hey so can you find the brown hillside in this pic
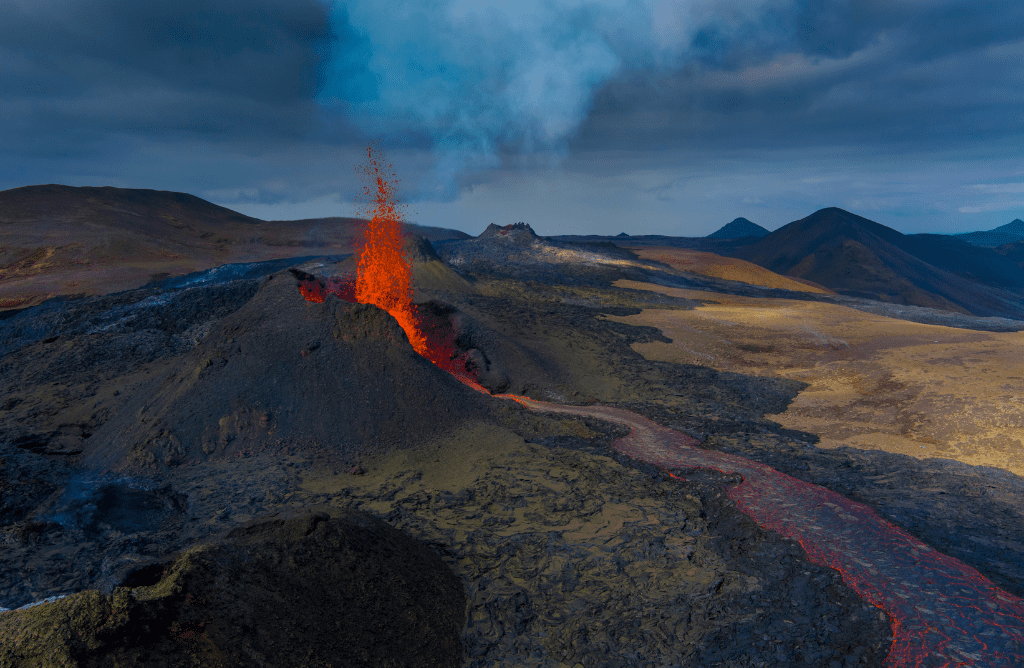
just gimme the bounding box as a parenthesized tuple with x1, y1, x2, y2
(625, 246, 835, 294)
(0, 185, 469, 311)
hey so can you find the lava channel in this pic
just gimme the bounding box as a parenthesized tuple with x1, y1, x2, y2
(293, 264, 1024, 665)
(500, 397, 1024, 668)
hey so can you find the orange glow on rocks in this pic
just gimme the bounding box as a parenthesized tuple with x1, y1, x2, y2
(293, 145, 489, 387)
(353, 144, 427, 355)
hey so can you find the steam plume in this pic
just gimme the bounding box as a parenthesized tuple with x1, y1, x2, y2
(315, 0, 785, 198)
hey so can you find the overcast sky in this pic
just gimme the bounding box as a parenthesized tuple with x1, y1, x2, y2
(2, 0, 1023, 236)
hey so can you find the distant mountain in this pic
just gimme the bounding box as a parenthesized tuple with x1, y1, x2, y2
(954, 219, 1024, 248)
(706, 217, 770, 240)
(994, 241, 1024, 271)
(0, 184, 469, 310)
(730, 207, 1024, 320)
(477, 222, 539, 241)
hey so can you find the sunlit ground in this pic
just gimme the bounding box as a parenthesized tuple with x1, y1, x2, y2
(607, 279, 1024, 477)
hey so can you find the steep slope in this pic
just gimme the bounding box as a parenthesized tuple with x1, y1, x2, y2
(732, 208, 1024, 319)
(79, 270, 493, 475)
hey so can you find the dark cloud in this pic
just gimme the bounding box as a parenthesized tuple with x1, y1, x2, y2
(0, 0, 343, 158)
(569, 1, 1024, 159)
(1, 0, 330, 100)
(0, 0, 1021, 232)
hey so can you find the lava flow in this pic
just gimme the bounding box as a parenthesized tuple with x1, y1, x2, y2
(295, 144, 484, 391)
(294, 145, 1024, 667)
(500, 397, 1024, 668)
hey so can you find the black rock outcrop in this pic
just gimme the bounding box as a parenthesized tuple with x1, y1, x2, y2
(0, 511, 467, 668)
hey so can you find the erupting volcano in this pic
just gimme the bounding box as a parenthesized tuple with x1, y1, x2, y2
(291, 146, 1024, 666)
(352, 145, 427, 354)
(296, 144, 482, 389)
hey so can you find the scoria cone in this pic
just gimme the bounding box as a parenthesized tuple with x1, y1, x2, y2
(79, 270, 493, 474)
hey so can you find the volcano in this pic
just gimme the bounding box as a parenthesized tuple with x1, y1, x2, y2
(4, 172, 1024, 667)
(79, 270, 493, 475)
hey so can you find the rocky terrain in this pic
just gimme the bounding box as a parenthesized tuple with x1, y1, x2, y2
(0, 184, 469, 311)
(1, 220, 1022, 667)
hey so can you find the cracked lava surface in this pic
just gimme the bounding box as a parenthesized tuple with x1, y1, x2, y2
(505, 395, 1024, 668)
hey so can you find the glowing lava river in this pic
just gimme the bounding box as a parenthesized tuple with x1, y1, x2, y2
(493, 396, 1024, 668)
(312, 144, 1024, 666)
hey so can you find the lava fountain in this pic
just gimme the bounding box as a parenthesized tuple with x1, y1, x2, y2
(294, 144, 482, 390)
(296, 144, 428, 353)
(353, 144, 427, 354)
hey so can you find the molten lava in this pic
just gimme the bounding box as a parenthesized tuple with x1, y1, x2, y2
(353, 144, 428, 355)
(293, 145, 487, 390)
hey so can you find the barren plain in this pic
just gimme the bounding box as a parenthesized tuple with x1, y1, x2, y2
(2, 192, 1024, 667)
(608, 279, 1024, 477)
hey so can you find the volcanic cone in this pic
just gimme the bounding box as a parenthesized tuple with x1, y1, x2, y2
(80, 269, 493, 474)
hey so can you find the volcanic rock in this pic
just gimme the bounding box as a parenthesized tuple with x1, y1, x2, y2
(477, 221, 539, 241)
(405, 234, 477, 298)
(414, 299, 559, 395)
(79, 269, 493, 474)
(0, 511, 466, 668)
(435, 225, 655, 285)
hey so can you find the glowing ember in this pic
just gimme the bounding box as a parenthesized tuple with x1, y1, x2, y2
(353, 144, 428, 354)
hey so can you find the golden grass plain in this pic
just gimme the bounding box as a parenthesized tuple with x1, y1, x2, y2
(607, 279, 1024, 478)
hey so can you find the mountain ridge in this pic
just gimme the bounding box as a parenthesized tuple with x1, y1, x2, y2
(954, 218, 1024, 248)
(731, 208, 1024, 319)
(0, 184, 469, 311)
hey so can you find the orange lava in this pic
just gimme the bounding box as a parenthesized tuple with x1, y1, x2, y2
(295, 145, 483, 386)
(354, 144, 427, 355)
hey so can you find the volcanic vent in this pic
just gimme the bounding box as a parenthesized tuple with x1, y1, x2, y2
(80, 270, 494, 474)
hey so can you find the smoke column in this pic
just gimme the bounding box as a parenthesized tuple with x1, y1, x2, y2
(315, 0, 790, 198)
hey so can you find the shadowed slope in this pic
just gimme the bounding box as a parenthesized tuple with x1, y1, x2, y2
(79, 269, 492, 474)
(0, 511, 466, 668)
(733, 207, 1024, 319)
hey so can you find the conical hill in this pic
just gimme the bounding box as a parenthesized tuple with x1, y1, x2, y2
(81, 270, 493, 474)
